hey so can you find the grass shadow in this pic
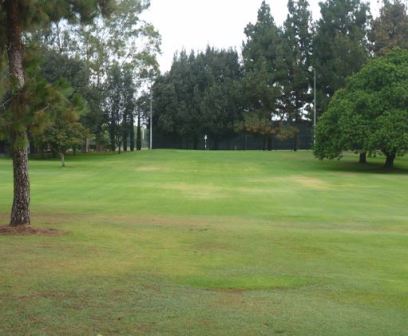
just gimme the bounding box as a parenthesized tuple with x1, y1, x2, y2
(314, 159, 408, 175)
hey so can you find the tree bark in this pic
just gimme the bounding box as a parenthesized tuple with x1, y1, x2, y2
(359, 152, 367, 164)
(384, 153, 396, 169)
(6, 0, 31, 226)
(130, 118, 135, 151)
(122, 131, 128, 152)
(10, 132, 30, 226)
(136, 113, 142, 151)
(60, 153, 65, 167)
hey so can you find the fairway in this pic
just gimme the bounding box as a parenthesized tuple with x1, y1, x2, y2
(0, 150, 407, 335)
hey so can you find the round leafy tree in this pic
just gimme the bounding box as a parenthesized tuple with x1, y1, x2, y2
(314, 49, 408, 169)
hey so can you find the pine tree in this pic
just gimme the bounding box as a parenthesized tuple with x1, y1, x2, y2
(313, 0, 371, 113)
(105, 64, 123, 152)
(0, 0, 114, 226)
(241, 1, 285, 150)
(282, 0, 313, 151)
(122, 66, 136, 152)
(153, 48, 242, 149)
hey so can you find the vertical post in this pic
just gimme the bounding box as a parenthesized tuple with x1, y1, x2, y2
(313, 68, 317, 145)
(149, 91, 153, 150)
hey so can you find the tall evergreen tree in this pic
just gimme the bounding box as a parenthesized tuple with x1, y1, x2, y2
(0, 0, 114, 226)
(153, 48, 242, 149)
(241, 1, 285, 150)
(282, 0, 313, 150)
(104, 64, 136, 153)
(105, 64, 123, 152)
(122, 66, 136, 152)
(313, 0, 371, 113)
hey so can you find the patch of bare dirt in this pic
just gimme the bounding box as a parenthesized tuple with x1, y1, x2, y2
(292, 176, 330, 190)
(0, 225, 63, 236)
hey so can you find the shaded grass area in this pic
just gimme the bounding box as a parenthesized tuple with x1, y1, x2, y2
(0, 150, 407, 335)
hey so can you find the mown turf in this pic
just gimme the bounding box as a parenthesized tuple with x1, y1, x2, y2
(0, 150, 407, 336)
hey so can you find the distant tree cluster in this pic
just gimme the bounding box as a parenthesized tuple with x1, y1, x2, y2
(153, 48, 242, 149)
(153, 0, 408, 154)
(1, 0, 161, 160)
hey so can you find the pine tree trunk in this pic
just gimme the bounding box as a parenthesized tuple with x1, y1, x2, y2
(10, 132, 30, 226)
(6, 0, 31, 226)
(359, 152, 367, 164)
(384, 153, 396, 169)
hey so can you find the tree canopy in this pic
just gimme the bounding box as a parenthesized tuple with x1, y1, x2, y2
(370, 0, 408, 55)
(314, 49, 408, 168)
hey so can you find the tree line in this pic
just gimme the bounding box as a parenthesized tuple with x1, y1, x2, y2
(1, 0, 160, 160)
(153, 0, 408, 152)
(0, 0, 407, 227)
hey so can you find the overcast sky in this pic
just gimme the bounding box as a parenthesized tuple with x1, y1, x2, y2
(144, 0, 381, 72)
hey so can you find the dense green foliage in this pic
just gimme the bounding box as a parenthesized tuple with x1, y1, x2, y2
(315, 49, 408, 168)
(313, 0, 371, 112)
(0, 150, 407, 335)
(0, 0, 160, 225)
(370, 0, 408, 55)
(1, 0, 160, 154)
(281, 0, 313, 150)
(153, 0, 408, 151)
(154, 48, 242, 149)
(3, 0, 407, 155)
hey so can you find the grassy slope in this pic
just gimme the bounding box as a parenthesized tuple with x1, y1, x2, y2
(0, 150, 407, 336)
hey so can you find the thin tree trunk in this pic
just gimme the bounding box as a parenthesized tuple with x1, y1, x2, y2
(60, 153, 65, 167)
(6, 0, 31, 226)
(84, 138, 90, 153)
(123, 130, 128, 152)
(130, 117, 135, 151)
(359, 152, 367, 164)
(384, 153, 396, 169)
(136, 112, 142, 151)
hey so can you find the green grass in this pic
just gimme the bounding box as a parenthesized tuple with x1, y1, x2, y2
(0, 150, 407, 335)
